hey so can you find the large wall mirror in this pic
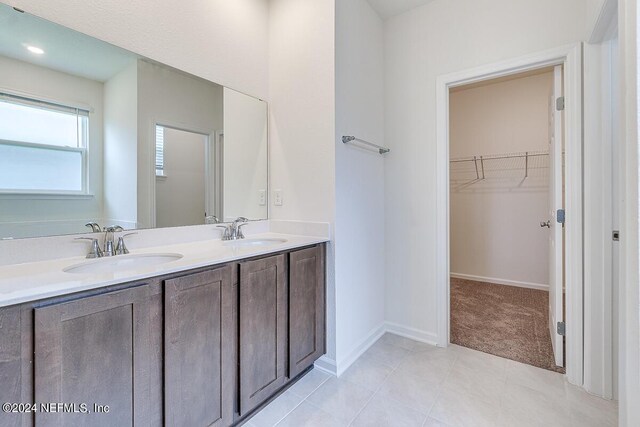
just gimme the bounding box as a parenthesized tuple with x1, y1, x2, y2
(0, 3, 268, 240)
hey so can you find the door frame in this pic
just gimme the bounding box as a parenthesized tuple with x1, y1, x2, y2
(435, 43, 583, 386)
(149, 121, 216, 228)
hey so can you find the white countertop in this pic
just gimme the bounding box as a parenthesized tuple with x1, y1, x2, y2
(0, 232, 328, 308)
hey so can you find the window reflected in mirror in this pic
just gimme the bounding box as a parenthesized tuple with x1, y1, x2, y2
(0, 3, 268, 239)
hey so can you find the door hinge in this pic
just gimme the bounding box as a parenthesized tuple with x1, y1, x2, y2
(613, 230, 620, 241)
(556, 96, 565, 111)
(557, 321, 566, 336)
(556, 209, 565, 224)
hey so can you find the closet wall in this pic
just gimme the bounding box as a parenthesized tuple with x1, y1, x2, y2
(449, 70, 553, 289)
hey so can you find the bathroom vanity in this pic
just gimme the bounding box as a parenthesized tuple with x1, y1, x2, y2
(0, 5, 328, 426)
(0, 237, 326, 427)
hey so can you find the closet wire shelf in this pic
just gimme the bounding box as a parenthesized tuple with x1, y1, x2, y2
(450, 151, 549, 181)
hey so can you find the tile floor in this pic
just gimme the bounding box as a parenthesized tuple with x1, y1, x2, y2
(244, 333, 618, 427)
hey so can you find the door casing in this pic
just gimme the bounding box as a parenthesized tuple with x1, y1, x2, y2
(435, 43, 584, 386)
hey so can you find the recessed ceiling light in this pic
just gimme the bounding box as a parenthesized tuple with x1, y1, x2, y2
(26, 45, 44, 55)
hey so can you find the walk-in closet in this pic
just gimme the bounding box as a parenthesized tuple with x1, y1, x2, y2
(449, 67, 565, 373)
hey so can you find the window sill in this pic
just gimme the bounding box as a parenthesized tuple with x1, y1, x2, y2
(0, 192, 95, 200)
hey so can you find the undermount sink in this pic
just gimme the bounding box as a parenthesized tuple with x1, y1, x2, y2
(64, 253, 184, 274)
(223, 238, 288, 248)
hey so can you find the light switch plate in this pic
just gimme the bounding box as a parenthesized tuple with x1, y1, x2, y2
(274, 189, 283, 206)
(258, 190, 266, 206)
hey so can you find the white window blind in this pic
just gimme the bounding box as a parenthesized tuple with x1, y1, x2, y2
(0, 92, 89, 148)
(0, 92, 90, 194)
(155, 125, 164, 175)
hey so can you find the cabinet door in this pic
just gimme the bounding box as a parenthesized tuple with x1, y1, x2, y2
(34, 285, 152, 427)
(289, 245, 326, 377)
(164, 266, 234, 427)
(239, 254, 287, 415)
(0, 305, 31, 427)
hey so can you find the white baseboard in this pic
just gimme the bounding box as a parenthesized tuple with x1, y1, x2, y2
(334, 322, 386, 377)
(316, 322, 440, 378)
(450, 272, 549, 291)
(314, 356, 337, 376)
(384, 321, 439, 346)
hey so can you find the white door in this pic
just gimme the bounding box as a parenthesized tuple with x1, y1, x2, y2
(548, 65, 564, 367)
(155, 127, 207, 228)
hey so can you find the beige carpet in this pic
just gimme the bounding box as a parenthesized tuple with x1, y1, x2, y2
(450, 277, 565, 373)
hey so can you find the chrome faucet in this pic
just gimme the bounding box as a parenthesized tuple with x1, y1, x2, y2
(103, 225, 124, 256)
(85, 222, 101, 233)
(205, 215, 220, 224)
(75, 237, 103, 258)
(115, 232, 137, 255)
(76, 224, 131, 258)
(217, 217, 249, 241)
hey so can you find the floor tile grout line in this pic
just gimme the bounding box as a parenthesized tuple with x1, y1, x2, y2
(454, 349, 514, 425)
(261, 336, 614, 427)
(283, 338, 482, 426)
(270, 372, 331, 427)
(376, 338, 518, 424)
(422, 349, 459, 424)
(299, 372, 370, 424)
(352, 342, 435, 424)
(493, 363, 514, 424)
(301, 398, 351, 425)
(340, 337, 425, 426)
(268, 397, 302, 427)
(388, 339, 457, 417)
(344, 358, 402, 426)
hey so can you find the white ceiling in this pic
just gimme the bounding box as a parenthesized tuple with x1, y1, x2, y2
(366, 0, 436, 20)
(0, 4, 138, 82)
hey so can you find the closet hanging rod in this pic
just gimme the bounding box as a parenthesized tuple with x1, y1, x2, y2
(342, 135, 390, 154)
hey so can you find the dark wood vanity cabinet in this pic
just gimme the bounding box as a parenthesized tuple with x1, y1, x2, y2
(236, 245, 326, 417)
(289, 245, 326, 378)
(33, 284, 156, 427)
(238, 254, 288, 415)
(0, 243, 326, 427)
(164, 265, 235, 427)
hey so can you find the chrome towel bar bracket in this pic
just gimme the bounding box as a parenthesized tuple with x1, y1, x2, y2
(342, 135, 390, 154)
